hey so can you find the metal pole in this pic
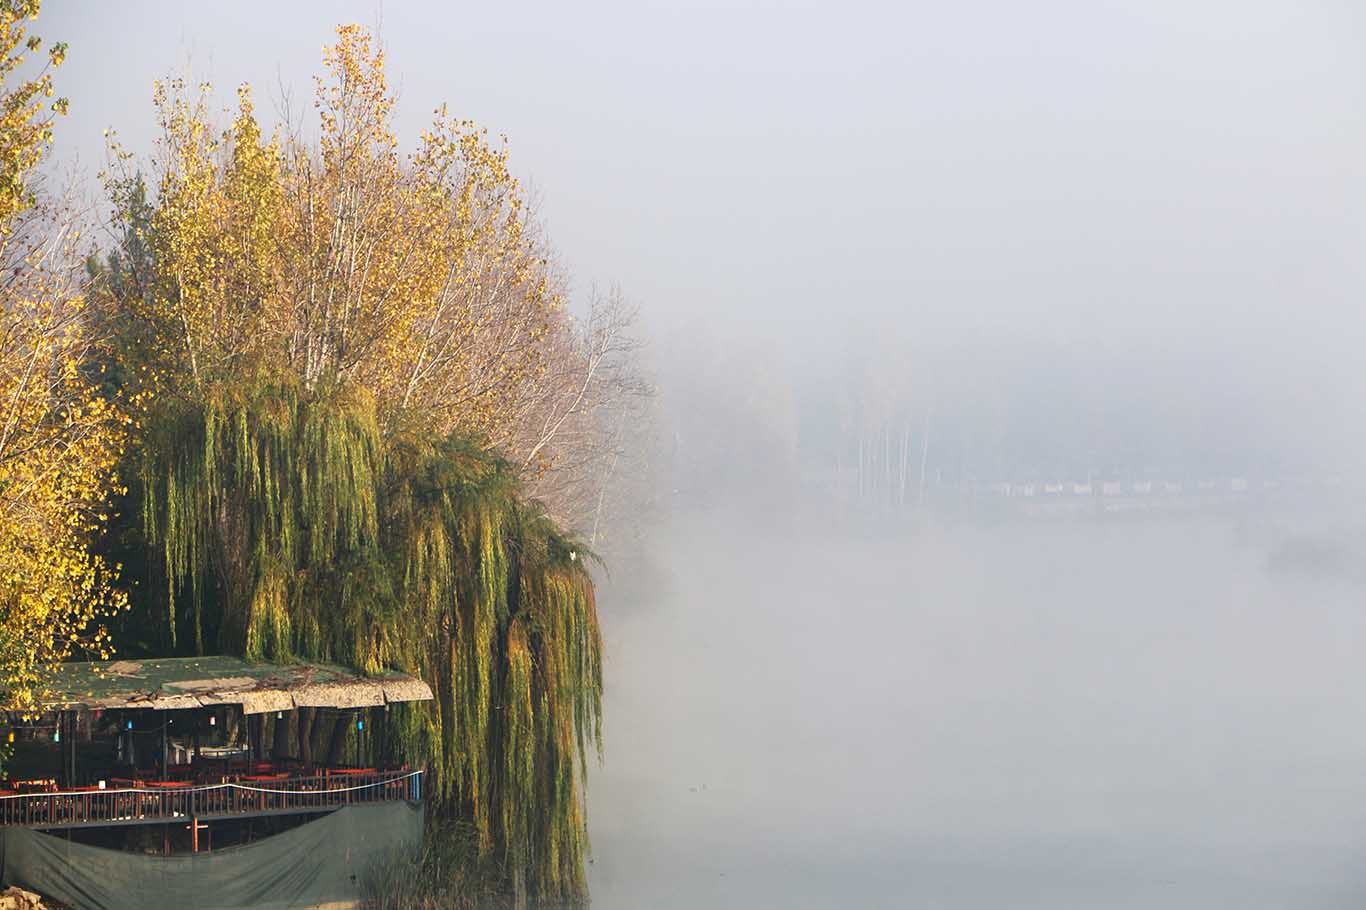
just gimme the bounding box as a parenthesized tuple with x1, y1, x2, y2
(56, 711, 63, 787)
(69, 711, 76, 785)
(161, 715, 168, 782)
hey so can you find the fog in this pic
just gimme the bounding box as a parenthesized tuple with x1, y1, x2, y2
(43, 2, 1366, 463)
(589, 506, 1366, 908)
(39, 1, 1366, 906)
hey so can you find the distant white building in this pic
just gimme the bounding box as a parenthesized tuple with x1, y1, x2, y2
(1072, 482, 1092, 496)
(1101, 481, 1122, 497)
(1132, 481, 1152, 495)
(1230, 477, 1248, 493)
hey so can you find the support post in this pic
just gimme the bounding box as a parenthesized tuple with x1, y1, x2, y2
(189, 816, 208, 852)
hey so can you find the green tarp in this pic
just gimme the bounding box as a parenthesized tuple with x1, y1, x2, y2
(0, 802, 422, 910)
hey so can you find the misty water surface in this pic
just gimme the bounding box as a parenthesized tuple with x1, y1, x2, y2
(588, 505, 1366, 909)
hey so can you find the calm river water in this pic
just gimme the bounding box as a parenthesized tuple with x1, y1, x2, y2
(587, 506, 1366, 908)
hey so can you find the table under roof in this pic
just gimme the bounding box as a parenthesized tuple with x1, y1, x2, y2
(44, 656, 434, 714)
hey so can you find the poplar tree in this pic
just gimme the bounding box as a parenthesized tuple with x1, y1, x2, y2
(97, 25, 603, 899)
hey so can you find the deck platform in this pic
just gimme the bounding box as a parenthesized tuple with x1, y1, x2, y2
(0, 769, 421, 830)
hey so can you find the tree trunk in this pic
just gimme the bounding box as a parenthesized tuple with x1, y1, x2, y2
(324, 714, 352, 767)
(297, 708, 317, 767)
(918, 405, 934, 507)
(899, 420, 912, 508)
(856, 432, 865, 501)
(272, 712, 291, 760)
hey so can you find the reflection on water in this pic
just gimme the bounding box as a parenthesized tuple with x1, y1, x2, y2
(588, 508, 1366, 908)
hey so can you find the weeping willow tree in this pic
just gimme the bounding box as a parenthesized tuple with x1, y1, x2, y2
(132, 381, 602, 898)
(91, 25, 619, 899)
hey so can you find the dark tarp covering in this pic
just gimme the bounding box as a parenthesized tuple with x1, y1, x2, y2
(0, 802, 422, 910)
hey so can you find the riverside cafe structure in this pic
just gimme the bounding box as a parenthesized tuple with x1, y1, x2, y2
(0, 657, 434, 910)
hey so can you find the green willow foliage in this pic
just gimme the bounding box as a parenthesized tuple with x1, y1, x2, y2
(136, 382, 602, 899)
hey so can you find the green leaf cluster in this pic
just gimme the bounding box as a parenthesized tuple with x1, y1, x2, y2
(123, 381, 601, 900)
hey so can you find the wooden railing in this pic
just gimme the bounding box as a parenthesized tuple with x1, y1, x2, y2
(0, 770, 422, 829)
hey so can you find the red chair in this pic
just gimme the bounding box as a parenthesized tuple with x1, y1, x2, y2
(16, 779, 56, 794)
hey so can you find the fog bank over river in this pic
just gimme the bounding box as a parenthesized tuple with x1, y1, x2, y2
(589, 507, 1366, 909)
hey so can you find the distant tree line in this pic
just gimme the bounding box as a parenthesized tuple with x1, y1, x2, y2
(659, 325, 1308, 519)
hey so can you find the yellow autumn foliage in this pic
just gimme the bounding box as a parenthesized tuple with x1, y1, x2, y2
(102, 23, 646, 536)
(0, 0, 128, 713)
(0, 0, 66, 230)
(107, 26, 559, 447)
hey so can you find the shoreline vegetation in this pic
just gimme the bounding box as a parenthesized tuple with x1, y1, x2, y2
(0, 4, 643, 903)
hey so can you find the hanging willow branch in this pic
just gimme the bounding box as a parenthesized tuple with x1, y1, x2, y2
(135, 383, 602, 900)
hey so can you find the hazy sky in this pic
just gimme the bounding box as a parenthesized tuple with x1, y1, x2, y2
(42, 1, 1366, 462)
